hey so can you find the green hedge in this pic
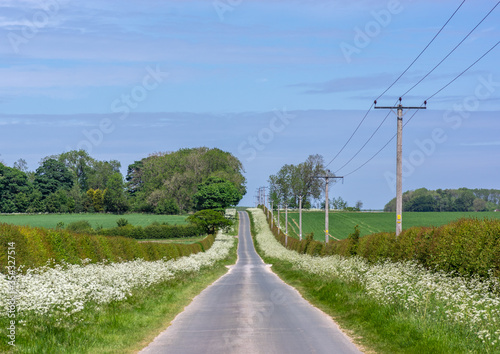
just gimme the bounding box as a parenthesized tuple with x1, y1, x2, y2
(0, 223, 215, 274)
(262, 207, 500, 278)
(98, 223, 204, 239)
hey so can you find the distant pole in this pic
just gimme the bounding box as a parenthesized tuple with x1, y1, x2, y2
(270, 201, 274, 228)
(278, 205, 281, 231)
(314, 171, 343, 244)
(285, 204, 288, 247)
(375, 98, 426, 237)
(298, 195, 303, 241)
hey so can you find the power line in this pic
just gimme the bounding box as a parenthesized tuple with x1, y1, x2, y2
(334, 110, 391, 174)
(326, 1, 467, 171)
(375, 0, 467, 102)
(343, 37, 499, 178)
(426, 40, 500, 102)
(343, 108, 423, 177)
(401, 1, 499, 98)
(325, 103, 373, 168)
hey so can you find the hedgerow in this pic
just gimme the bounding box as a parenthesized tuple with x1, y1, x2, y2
(0, 223, 214, 273)
(262, 206, 500, 278)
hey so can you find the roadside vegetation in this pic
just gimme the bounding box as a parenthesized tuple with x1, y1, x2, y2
(277, 209, 500, 241)
(0, 213, 239, 353)
(249, 208, 500, 353)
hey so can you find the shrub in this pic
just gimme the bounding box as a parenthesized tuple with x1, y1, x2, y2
(66, 220, 93, 233)
(116, 218, 129, 227)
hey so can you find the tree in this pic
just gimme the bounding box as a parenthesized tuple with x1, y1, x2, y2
(103, 173, 129, 213)
(126, 147, 246, 212)
(193, 177, 242, 210)
(187, 209, 232, 235)
(268, 154, 326, 208)
(13, 158, 29, 173)
(0, 163, 32, 213)
(34, 159, 73, 196)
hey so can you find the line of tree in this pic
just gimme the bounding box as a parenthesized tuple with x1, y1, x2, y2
(268, 154, 332, 208)
(384, 187, 500, 212)
(0, 147, 246, 214)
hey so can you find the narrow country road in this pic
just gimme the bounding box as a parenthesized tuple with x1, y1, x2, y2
(140, 211, 362, 354)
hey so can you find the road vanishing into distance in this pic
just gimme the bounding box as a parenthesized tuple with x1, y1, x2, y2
(140, 211, 362, 354)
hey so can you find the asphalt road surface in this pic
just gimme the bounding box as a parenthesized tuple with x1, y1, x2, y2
(140, 211, 362, 354)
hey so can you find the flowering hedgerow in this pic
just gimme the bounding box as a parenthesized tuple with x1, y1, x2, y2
(249, 208, 500, 348)
(0, 231, 234, 318)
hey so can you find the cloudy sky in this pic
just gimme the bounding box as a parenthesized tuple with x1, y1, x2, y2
(0, 0, 499, 209)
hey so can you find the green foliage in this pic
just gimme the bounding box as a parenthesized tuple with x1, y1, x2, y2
(268, 154, 325, 208)
(193, 176, 242, 210)
(0, 223, 215, 273)
(126, 147, 246, 212)
(34, 159, 74, 196)
(100, 223, 203, 240)
(265, 205, 500, 278)
(0, 163, 31, 212)
(116, 218, 129, 227)
(66, 220, 93, 233)
(187, 209, 232, 235)
(103, 172, 129, 213)
(385, 187, 500, 212)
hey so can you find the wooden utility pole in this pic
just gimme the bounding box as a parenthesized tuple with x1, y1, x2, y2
(314, 171, 343, 244)
(285, 204, 288, 247)
(298, 195, 303, 241)
(270, 201, 274, 228)
(374, 98, 426, 236)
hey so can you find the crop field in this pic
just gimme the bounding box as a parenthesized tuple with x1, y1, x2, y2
(276, 210, 500, 241)
(0, 213, 187, 229)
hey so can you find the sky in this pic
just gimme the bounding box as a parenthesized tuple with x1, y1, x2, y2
(0, 0, 499, 209)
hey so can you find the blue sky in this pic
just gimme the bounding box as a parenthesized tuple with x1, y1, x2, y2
(0, 0, 499, 209)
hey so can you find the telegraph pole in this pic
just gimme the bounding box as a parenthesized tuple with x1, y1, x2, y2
(277, 204, 281, 231)
(314, 170, 343, 244)
(285, 204, 288, 247)
(374, 98, 426, 237)
(270, 201, 274, 228)
(298, 195, 303, 241)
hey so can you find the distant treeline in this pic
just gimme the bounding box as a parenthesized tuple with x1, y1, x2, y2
(0, 147, 246, 214)
(384, 187, 500, 212)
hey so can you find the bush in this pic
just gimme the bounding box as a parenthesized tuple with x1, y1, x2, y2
(116, 218, 129, 227)
(66, 220, 93, 233)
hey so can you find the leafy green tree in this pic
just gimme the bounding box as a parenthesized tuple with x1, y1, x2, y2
(193, 177, 242, 210)
(34, 159, 73, 196)
(57, 150, 95, 191)
(269, 154, 326, 208)
(0, 163, 31, 213)
(103, 173, 129, 213)
(187, 209, 232, 235)
(127, 147, 246, 212)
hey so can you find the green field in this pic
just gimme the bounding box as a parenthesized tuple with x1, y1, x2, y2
(0, 213, 188, 229)
(276, 211, 500, 241)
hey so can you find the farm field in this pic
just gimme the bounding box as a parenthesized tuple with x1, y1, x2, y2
(277, 210, 500, 241)
(0, 213, 188, 229)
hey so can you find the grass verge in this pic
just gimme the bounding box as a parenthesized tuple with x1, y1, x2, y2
(1, 234, 238, 353)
